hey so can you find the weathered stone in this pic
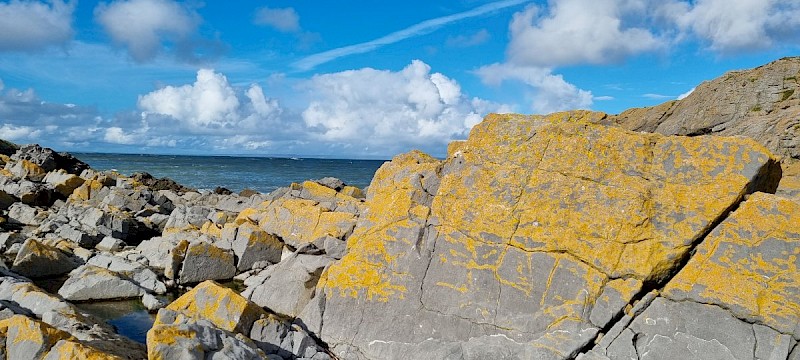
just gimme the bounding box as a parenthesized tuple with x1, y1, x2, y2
(663, 193, 800, 339)
(320, 235, 346, 260)
(7, 202, 42, 225)
(42, 339, 125, 360)
(95, 236, 126, 252)
(0, 189, 15, 210)
(0, 314, 73, 360)
(231, 221, 283, 271)
(58, 265, 145, 301)
(87, 254, 166, 294)
(10, 144, 88, 174)
(11, 239, 77, 278)
(43, 170, 85, 197)
(5, 159, 47, 181)
(604, 297, 756, 360)
(589, 278, 643, 329)
(317, 114, 779, 359)
(157, 280, 267, 334)
(178, 241, 236, 284)
(147, 322, 265, 360)
(142, 293, 168, 311)
(243, 253, 332, 317)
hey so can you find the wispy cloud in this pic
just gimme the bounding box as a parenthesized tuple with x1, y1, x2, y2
(292, 0, 529, 71)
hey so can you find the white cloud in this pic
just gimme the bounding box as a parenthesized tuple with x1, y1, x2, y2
(507, 1, 663, 67)
(138, 69, 281, 133)
(658, 0, 800, 53)
(594, 96, 614, 101)
(104, 126, 138, 145)
(292, 0, 528, 71)
(476, 63, 593, 114)
(253, 7, 300, 32)
(0, 124, 42, 141)
(643, 93, 673, 99)
(677, 87, 695, 100)
(301, 60, 506, 151)
(0, 0, 74, 52)
(445, 29, 491, 47)
(94, 0, 222, 63)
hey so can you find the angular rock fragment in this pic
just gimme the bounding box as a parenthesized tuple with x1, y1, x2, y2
(58, 265, 145, 301)
(243, 253, 332, 317)
(11, 239, 78, 278)
(177, 241, 236, 284)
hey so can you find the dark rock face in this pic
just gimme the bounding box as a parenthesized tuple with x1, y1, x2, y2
(10, 144, 89, 175)
(129, 172, 195, 193)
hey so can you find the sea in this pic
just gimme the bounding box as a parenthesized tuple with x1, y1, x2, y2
(74, 153, 388, 193)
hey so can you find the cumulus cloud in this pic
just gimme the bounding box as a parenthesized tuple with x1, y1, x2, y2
(138, 69, 281, 134)
(301, 60, 507, 153)
(661, 0, 800, 53)
(476, 63, 593, 114)
(253, 7, 300, 32)
(507, 0, 663, 67)
(94, 0, 222, 63)
(446, 29, 491, 47)
(0, 0, 74, 52)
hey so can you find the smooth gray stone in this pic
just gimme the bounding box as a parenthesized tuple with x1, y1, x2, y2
(243, 253, 332, 317)
(178, 241, 236, 284)
(11, 239, 78, 278)
(58, 265, 145, 301)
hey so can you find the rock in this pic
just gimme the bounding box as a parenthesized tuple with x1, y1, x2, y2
(0, 314, 74, 360)
(178, 241, 236, 284)
(231, 222, 283, 271)
(95, 236, 126, 252)
(315, 177, 345, 191)
(243, 253, 332, 318)
(316, 113, 780, 359)
(147, 322, 266, 360)
(318, 235, 347, 260)
(11, 239, 78, 278)
(5, 159, 47, 182)
(0, 139, 18, 156)
(250, 315, 331, 359)
(0, 232, 25, 253)
(10, 144, 89, 174)
(42, 170, 85, 197)
(0, 189, 15, 210)
(130, 172, 195, 193)
(609, 56, 800, 160)
(2, 180, 53, 206)
(57, 265, 145, 301)
(7, 203, 41, 226)
(157, 280, 267, 334)
(86, 254, 166, 294)
(43, 339, 125, 360)
(142, 293, 167, 311)
(663, 192, 800, 339)
(239, 188, 259, 197)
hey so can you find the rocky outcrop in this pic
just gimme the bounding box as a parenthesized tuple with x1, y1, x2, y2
(609, 56, 800, 161)
(315, 112, 782, 359)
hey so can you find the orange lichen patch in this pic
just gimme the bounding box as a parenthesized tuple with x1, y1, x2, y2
(664, 193, 800, 336)
(146, 325, 202, 360)
(233, 207, 261, 225)
(258, 198, 323, 244)
(160, 280, 266, 334)
(321, 150, 440, 302)
(302, 180, 338, 199)
(69, 179, 105, 202)
(434, 116, 776, 282)
(340, 186, 365, 199)
(312, 211, 357, 240)
(47, 339, 124, 360)
(199, 221, 222, 239)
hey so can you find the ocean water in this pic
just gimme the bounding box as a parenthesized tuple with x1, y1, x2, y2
(75, 153, 387, 194)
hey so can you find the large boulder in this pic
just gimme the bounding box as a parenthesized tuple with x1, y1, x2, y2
(10, 144, 89, 175)
(229, 221, 283, 271)
(243, 253, 332, 317)
(0, 314, 74, 360)
(57, 265, 146, 301)
(177, 241, 236, 284)
(11, 239, 78, 278)
(315, 113, 781, 359)
(584, 193, 798, 360)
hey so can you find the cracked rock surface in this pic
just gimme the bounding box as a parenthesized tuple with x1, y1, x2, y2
(315, 112, 784, 359)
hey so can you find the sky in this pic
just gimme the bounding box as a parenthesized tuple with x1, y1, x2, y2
(0, 0, 799, 159)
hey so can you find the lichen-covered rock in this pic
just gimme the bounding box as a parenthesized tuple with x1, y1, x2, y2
(230, 221, 283, 271)
(43, 339, 125, 360)
(11, 239, 78, 278)
(663, 192, 800, 338)
(317, 113, 780, 359)
(0, 314, 73, 360)
(43, 170, 85, 197)
(147, 322, 265, 360)
(5, 159, 47, 182)
(58, 265, 145, 301)
(177, 241, 236, 284)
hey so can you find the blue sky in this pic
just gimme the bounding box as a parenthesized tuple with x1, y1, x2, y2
(0, 0, 798, 158)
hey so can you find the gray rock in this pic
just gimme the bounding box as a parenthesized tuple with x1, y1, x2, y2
(148, 323, 266, 360)
(178, 241, 236, 284)
(58, 265, 145, 301)
(56, 224, 100, 248)
(1, 179, 53, 206)
(7, 202, 42, 225)
(250, 315, 329, 360)
(604, 297, 756, 360)
(315, 177, 345, 191)
(243, 254, 332, 317)
(231, 222, 283, 271)
(0, 188, 15, 210)
(315, 235, 346, 260)
(589, 278, 642, 329)
(754, 324, 794, 360)
(11, 239, 78, 278)
(42, 170, 84, 197)
(87, 254, 166, 294)
(164, 205, 212, 231)
(142, 293, 168, 311)
(0, 232, 25, 252)
(96, 236, 126, 252)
